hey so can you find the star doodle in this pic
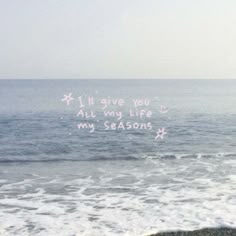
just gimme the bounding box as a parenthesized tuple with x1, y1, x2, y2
(155, 128, 167, 140)
(61, 93, 74, 106)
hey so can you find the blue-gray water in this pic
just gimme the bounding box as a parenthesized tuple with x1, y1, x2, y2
(0, 79, 236, 236)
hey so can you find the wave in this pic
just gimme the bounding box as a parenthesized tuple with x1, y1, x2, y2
(142, 152, 236, 160)
(0, 152, 235, 163)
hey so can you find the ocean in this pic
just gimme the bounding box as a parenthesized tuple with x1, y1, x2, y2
(0, 79, 236, 236)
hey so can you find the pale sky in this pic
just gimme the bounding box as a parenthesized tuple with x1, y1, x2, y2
(0, 0, 236, 79)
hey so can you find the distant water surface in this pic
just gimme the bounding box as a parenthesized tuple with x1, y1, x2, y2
(0, 79, 235, 236)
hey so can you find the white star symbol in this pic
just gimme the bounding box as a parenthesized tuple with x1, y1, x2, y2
(61, 93, 74, 106)
(155, 128, 167, 140)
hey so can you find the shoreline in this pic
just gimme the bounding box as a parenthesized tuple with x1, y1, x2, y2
(148, 227, 236, 236)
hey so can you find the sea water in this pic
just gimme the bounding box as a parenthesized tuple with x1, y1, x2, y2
(0, 79, 236, 236)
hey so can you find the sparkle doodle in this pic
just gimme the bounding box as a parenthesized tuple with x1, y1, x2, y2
(61, 93, 74, 106)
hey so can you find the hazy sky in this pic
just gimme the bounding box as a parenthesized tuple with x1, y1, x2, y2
(0, 0, 236, 79)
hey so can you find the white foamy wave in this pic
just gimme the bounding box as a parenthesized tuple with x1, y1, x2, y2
(0, 157, 236, 235)
(0, 152, 235, 163)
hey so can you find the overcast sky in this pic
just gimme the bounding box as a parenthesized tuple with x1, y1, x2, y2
(0, 0, 236, 79)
